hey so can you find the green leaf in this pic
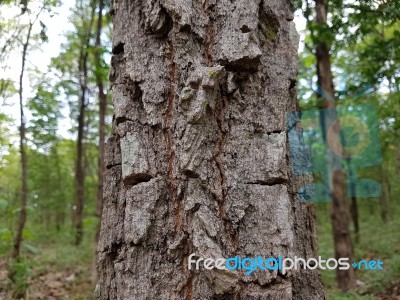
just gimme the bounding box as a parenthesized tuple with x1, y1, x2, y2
(0, 199, 8, 210)
(12, 207, 21, 214)
(83, 216, 99, 228)
(0, 228, 12, 240)
(24, 243, 39, 254)
(304, 55, 315, 68)
(12, 206, 35, 214)
(340, 127, 360, 147)
(22, 229, 33, 240)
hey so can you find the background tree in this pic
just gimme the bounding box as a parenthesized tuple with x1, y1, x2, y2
(314, 0, 355, 290)
(93, 0, 109, 243)
(12, 0, 57, 259)
(297, 0, 400, 294)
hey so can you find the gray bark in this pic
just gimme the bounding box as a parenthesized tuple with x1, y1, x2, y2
(97, 0, 326, 299)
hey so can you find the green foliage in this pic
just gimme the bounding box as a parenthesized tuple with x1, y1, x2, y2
(10, 258, 32, 297)
(0, 228, 12, 240)
(0, 199, 8, 210)
(24, 243, 39, 254)
(0, 228, 12, 255)
(27, 76, 62, 147)
(0, 0, 111, 296)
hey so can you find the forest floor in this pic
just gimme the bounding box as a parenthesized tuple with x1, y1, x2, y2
(0, 259, 93, 299)
(316, 202, 400, 300)
(0, 224, 95, 300)
(0, 202, 399, 299)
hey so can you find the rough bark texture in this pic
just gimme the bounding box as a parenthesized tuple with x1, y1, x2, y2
(315, 0, 355, 291)
(97, 0, 326, 299)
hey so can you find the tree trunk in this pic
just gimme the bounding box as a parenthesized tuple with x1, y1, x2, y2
(75, 3, 96, 246)
(349, 195, 359, 243)
(54, 145, 66, 231)
(97, 0, 326, 299)
(315, 0, 355, 291)
(13, 22, 33, 259)
(93, 0, 108, 284)
(95, 0, 107, 243)
(347, 160, 359, 243)
(380, 166, 389, 222)
(75, 55, 88, 246)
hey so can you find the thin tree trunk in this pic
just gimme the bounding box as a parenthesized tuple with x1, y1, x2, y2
(74, 60, 87, 246)
(315, 0, 355, 291)
(53, 145, 66, 230)
(350, 195, 359, 242)
(380, 166, 389, 222)
(94, 0, 107, 243)
(97, 0, 326, 299)
(75, 3, 96, 246)
(12, 22, 33, 259)
(93, 0, 107, 284)
(347, 160, 359, 243)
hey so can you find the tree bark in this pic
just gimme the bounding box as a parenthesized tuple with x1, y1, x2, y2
(97, 0, 326, 299)
(315, 0, 355, 291)
(12, 22, 33, 259)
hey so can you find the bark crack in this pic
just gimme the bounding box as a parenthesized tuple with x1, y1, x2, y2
(203, 1, 214, 67)
(106, 163, 122, 170)
(185, 272, 194, 300)
(244, 177, 288, 186)
(123, 173, 153, 187)
(214, 91, 237, 252)
(164, 39, 183, 232)
(112, 42, 125, 55)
